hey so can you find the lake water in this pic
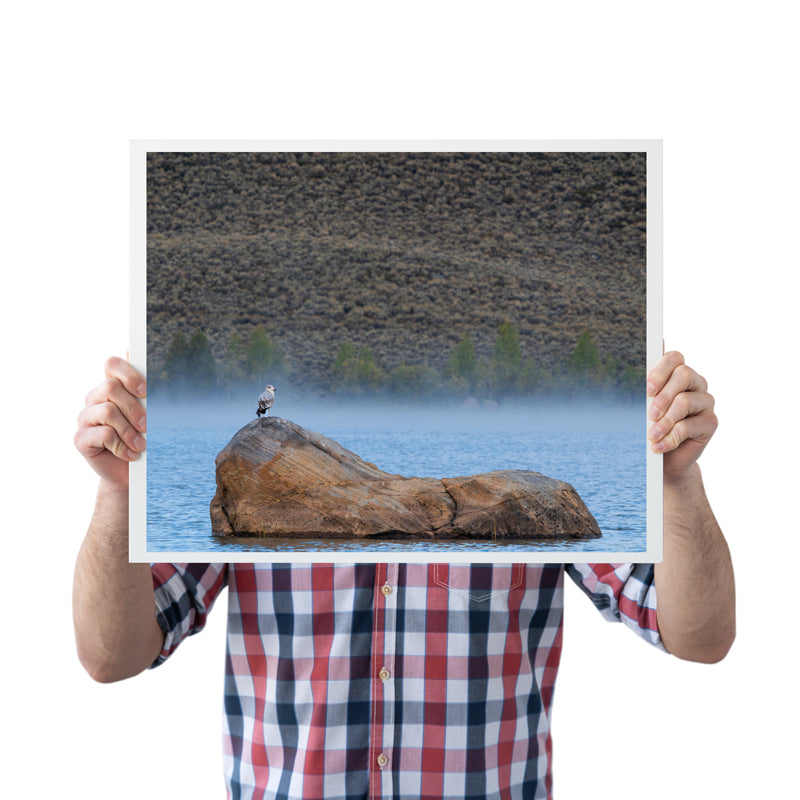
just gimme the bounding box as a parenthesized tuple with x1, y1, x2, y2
(146, 398, 647, 556)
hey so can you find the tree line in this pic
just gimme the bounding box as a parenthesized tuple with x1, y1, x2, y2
(153, 326, 288, 397)
(151, 322, 644, 402)
(331, 322, 643, 400)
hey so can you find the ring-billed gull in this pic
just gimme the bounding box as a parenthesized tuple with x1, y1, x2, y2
(256, 385, 276, 418)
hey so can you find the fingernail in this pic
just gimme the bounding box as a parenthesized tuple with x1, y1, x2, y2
(133, 436, 146, 451)
(646, 382, 657, 395)
(126, 449, 139, 460)
(647, 424, 659, 440)
(652, 440, 666, 453)
(136, 383, 147, 397)
(137, 417, 147, 432)
(648, 404, 660, 420)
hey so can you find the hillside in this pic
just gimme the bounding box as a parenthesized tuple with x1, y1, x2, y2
(146, 150, 647, 391)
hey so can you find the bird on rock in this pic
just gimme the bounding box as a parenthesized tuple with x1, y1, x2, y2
(256, 385, 276, 418)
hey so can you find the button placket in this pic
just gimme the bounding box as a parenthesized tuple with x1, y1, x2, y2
(379, 563, 398, 794)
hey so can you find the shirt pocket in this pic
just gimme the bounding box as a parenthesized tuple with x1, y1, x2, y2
(432, 563, 525, 603)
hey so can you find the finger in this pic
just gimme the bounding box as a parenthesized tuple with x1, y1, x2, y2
(104, 356, 147, 399)
(85, 376, 147, 433)
(647, 363, 708, 422)
(646, 350, 685, 397)
(650, 412, 718, 454)
(647, 389, 715, 442)
(78, 401, 147, 454)
(74, 420, 141, 462)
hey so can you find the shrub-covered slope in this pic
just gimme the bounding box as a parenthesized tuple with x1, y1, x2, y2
(146, 151, 647, 391)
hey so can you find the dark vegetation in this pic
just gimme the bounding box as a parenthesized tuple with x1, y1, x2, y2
(147, 151, 647, 402)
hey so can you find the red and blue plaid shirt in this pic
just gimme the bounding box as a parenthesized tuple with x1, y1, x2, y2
(152, 562, 663, 800)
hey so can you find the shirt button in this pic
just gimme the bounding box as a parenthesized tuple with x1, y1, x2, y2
(378, 668, 391, 682)
(381, 584, 392, 596)
(377, 754, 389, 768)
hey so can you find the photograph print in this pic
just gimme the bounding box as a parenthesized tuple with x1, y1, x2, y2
(130, 141, 662, 563)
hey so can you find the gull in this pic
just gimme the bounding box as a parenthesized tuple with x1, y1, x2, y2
(256, 385, 276, 418)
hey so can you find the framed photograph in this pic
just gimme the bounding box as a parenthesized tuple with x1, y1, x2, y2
(130, 140, 662, 563)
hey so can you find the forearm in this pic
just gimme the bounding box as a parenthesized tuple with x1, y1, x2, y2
(73, 481, 165, 682)
(655, 464, 735, 663)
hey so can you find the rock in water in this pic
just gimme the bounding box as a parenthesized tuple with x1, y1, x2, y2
(210, 418, 602, 540)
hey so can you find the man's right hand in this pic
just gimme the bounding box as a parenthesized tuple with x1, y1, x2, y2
(73, 357, 164, 683)
(74, 356, 147, 489)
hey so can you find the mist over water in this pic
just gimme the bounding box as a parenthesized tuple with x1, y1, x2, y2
(146, 396, 647, 555)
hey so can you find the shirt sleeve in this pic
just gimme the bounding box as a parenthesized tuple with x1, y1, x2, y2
(565, 563, 666, 651)
(149, 563, 228, 667)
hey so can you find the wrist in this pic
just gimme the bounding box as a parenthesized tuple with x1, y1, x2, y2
(96, 478, 130, 504)
(93, 480, 130, 536)
(663, 461, 703, 495)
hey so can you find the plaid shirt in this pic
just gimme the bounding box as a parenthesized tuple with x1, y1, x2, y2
(152, 562, 663, 800)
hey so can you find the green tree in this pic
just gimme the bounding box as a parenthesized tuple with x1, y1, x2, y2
(567, 329, 601, 374)
(491, 320, 522, 396)
(386, 364, 442, 399)
(332, 342, 357, 388)
(620, 363, 646, 398)
(331, 342, 384, 394)
(602, 355, 619, 385)
(246, 327, 286, 380)
(447, 333, 478, 391)
(185, 330, 217, 389)
(517, 357, 550, 395)
(352, 346, 384, 393)
(162, 330, 217, 392)
(164, 332, 189, 384)
(472, 357, 492, 398)
(221, 332, 247, 392)
(566, 329, 602, 394)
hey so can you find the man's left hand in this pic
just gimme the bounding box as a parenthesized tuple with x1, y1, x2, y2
(647, 350, 718, 483)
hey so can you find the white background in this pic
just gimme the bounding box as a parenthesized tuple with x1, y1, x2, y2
(2, 2, 796, 798)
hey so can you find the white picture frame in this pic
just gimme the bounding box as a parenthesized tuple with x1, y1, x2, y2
(129, 140, 662, 564)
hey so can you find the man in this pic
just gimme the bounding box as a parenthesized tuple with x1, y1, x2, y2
(73, 351, 734, 800)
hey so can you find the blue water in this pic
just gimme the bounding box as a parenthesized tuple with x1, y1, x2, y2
(146, 399, 647, 555)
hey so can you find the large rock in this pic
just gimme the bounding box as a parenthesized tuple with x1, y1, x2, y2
(210, 418, 602, 540)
